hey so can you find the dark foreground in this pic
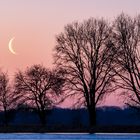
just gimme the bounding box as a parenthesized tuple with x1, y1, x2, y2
(0, 125, 140, 133)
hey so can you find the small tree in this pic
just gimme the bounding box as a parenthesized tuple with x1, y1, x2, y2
(113, 13, 140, 108)
(0, 72, 15, 125)
(54, 18, 116, 127)
(14, 64, 65, 125)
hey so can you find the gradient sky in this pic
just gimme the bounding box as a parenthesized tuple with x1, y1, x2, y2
(0, 0, 140, 107)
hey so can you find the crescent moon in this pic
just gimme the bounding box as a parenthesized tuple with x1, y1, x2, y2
(8, 37, 18, 55)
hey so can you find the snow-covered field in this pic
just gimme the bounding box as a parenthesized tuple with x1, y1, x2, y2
(0, 133, 139, 140)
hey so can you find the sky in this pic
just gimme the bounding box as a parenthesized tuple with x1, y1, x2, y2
(0, 0, 140, 107)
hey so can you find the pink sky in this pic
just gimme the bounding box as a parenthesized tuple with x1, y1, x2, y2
(0, 0, 139, 107)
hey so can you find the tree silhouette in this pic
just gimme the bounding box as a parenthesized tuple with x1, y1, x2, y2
(0, 71, 16, 125)
(54, 18, 116, 127)
(113, 13, 140, 108)
(14, 64, 65, 125)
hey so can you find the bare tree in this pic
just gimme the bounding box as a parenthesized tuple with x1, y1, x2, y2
(54, 18, 116, 127)
(113, 13, 140, 108)
(0, 71, 15, 125)
(14, 64, 65, 125)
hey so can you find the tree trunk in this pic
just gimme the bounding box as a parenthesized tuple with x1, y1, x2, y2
(88, 104, 96, 128)
(39, 111, 46, 126)
(4, 108, 8, 126)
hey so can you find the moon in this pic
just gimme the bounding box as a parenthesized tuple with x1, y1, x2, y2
(8, 37, 18, 55)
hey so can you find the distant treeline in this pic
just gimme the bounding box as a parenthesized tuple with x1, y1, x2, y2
(0, 106, 140, 127)
(0, 13, 140, 127)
